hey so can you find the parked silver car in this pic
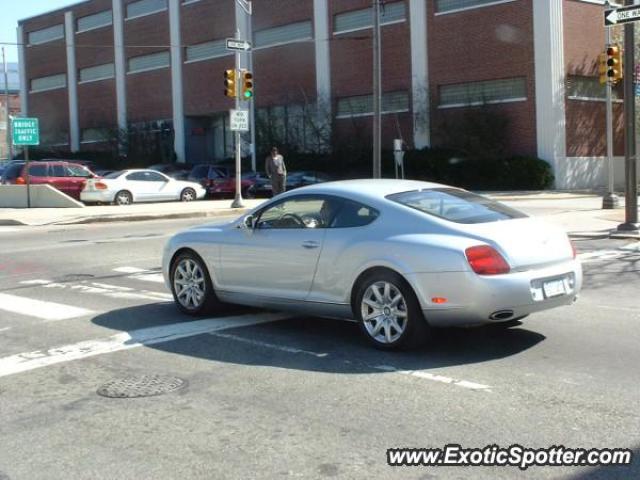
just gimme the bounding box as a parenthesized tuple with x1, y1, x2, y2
(163, 180, 582, 350)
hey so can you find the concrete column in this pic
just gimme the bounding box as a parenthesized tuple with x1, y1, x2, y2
(533, 0, 566, 188)
(410, 0, 429, 149)
(313, 0, 331, 151)
(65, 11, 80, 152)
(17, 25, 28, 116)
(112, 0, 127, 140)
(169, 0, 186, 163)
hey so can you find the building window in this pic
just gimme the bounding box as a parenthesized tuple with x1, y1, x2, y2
(79, 63, 115, 83)
(435, 0, 517, 14)
(336, 91, 410, 118)
(41, 131, 69, 146)
(127, 51, 171, 74)
(333, 2, 406, 34)
(566, 75, 620, 101)
(256, 103, 328, 153)
(81, 128, 111, 144)
(77, 10, 113, 33)
(30, 73, 67, 93)
(181, 0, 201, 4)
(126, 0, 167, 20)
(254, 21, 313, 49)
(438, 77, 527, 108)
(185, 39, 229, 63)
(27, 24, 64, 45)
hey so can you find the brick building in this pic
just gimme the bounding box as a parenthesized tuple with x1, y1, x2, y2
(0, 62, 21, 160)
(17, 0, 627, 188)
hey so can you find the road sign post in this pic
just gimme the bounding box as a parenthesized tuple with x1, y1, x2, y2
(12, 117, 40, 209)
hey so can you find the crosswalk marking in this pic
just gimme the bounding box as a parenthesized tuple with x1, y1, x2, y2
(0, 293, 94, 321)
(0, 313, 291, 378)
(18, 280, 172, 302)
(113, 266, 165, 284)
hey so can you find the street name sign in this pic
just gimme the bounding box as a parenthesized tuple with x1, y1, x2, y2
(604, 6, 640, 26)
(226, 39, 252, 52)
(230, 109, 249, 132)
(12, 118, 40, 146)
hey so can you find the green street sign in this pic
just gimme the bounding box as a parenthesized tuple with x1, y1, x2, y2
(12, 118, 40, 146)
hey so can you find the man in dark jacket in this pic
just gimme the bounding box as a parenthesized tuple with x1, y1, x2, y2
(265, 147, 287, 196)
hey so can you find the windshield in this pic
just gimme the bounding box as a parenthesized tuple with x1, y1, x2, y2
(387, 188, 528, 224)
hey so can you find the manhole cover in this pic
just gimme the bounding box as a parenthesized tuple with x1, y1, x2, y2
(97, 375, 187, 399)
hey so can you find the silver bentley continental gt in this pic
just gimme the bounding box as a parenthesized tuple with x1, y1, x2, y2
(162, 180, 582, 350)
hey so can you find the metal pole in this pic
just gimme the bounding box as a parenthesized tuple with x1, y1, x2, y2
(231, 28, 245, 208)
(372, 0, 382, 179)
(25, 146, 31, 208)
(618, 0, 639, 231)
(603, 15, 619, 209)
(246, 7, 256, 172)
(2, 47, 11, 161)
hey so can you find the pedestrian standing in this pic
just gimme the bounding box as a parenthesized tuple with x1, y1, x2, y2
(265, 147, 287, 196)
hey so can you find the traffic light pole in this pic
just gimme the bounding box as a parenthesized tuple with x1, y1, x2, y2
(617, 2, 639, 232)
(603, 21, 619, 209)
(372, 0, 382, 179)
(231, 29, 245, 209)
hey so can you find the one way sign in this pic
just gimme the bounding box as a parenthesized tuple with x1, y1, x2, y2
(605, 6, 640, 26)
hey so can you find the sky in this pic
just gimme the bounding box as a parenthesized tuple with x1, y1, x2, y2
(0, 0, 80, 63)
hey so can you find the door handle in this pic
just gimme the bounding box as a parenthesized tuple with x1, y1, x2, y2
(302, 240, 320, 249)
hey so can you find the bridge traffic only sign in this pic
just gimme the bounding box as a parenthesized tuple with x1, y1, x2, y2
(12, 118, 40, 146)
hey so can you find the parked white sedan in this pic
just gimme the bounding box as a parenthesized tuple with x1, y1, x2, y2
(81, 169, 206, 205)
(163, 179, 582, 350)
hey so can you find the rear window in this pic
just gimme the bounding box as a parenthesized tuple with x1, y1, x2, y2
(387, 188, 527, 224)
(104, 171, 124, 179)
(190, 165, 209, 177)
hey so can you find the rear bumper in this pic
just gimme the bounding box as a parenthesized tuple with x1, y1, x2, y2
(80, 191, 114, 203)
(406, 259, 582, 327)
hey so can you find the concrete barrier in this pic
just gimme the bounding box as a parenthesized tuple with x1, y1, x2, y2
(0, 185, 84, 208)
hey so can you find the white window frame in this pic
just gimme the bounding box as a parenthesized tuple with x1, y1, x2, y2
(335, 92, 410, 119)
(30, 74, 67, 93)
(434, 0, 519, 16)
(181, 0, 202, 5)
(253, 21, 314, 51)
(333, 2, 407, 36)
(125, 0, 168, 21)
(76, 10, 113, 34)
(127, 51, 171, 75)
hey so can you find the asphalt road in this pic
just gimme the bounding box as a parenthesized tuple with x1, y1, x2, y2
(0, 218, 638, 480)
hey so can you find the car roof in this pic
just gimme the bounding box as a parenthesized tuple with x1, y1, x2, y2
(286, 179, 451, 202)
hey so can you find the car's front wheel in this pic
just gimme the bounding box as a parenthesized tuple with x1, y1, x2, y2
(170, 251, 219, 315)
(180, 187, 196, 202)
(355, 271, 430, 350)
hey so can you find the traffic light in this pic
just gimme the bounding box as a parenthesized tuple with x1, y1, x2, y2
(241, 70, 254, 99)
(224, 69, 237, 98)
(599, 52, 608, 85)
(606, 44, 623, 83)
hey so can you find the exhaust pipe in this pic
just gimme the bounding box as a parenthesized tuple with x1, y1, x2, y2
(489, 310, 514, 321)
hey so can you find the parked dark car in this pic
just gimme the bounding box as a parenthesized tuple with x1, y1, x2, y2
(242, 171, 272, 198)
(148, 163, 190, 180)
(286, 171, 332, 189)
(1, 160, 96, 200)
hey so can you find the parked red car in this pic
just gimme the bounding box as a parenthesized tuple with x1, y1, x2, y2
(187, 164, 254, 198)
(1, 161, 96, 200)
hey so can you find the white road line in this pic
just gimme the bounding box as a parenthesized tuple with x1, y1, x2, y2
(113, 267, 165, 284)
(0, 293, 94, 321)
(210, 331, 329, 358)
(113, 267, 149, 274)
(0, 313, 291, 378)
(374, 365, 492, 392)
(0, 227, 22, 233)
(0, 327, 11, 333)
(19, 279, 172, 302)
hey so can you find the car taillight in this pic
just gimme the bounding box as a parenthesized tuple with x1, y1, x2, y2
(15, 176, 25, 185)
(465, 245, 510, 275)
(95, 182, 108, 190)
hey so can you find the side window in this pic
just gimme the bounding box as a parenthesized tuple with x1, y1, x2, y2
(126, 172, 146, 181)
(28, 164, 49, 176)
(144, 171, 167, 182)
(256, 197, 341, 229)
(51, 165, 67, 177)
(330, 200, 379, 228)
(65, 165, 93, 177)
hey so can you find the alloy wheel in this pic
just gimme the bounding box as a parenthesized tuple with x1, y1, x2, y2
(360, 281, 408, 344)
(173, 258, 206, 310)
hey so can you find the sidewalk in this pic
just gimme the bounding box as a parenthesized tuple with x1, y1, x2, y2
(0, 191, 637, 239)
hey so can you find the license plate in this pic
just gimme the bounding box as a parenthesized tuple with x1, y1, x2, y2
(543, 279, 566, 298)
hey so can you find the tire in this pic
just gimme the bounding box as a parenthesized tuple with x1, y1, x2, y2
(180, 187, 196, 202)
(114, 190, 133, 206)
(354, 270, 430, 350)
(170, 250, 221, 316)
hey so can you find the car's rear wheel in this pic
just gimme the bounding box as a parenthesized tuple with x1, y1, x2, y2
(114, 190, 133, 206)
(355, 271, 430, 350)
(180, 187, 196, 202)
(170, 251, 220, 315)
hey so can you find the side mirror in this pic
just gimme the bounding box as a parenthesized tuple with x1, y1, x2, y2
(241, 214, 255, 230)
